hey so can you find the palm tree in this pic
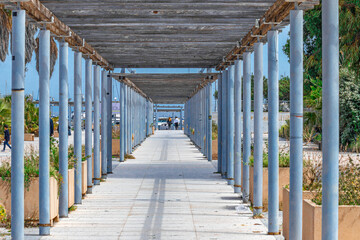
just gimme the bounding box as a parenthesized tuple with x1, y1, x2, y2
(0, 98, 11, 132)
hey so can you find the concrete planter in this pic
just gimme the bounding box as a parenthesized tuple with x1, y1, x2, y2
(303, 199, 360, 240)
(282, 188, 316, 240)
(249, 167, 290, 209)
(24, 133, 35, 141)
(112, 139, 120, 156)
(82, 160, 87, 195)
(212, 139, 218, 160)
(92, 152, 102, 180)
(68, 168, 75, 208)
(284, 187, 360, 240)
(0, 177, 59, 225)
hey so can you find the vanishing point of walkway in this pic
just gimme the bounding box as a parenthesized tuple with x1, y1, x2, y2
(25, 131, 275, 240)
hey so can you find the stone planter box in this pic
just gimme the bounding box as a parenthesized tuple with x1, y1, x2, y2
(112, 139, 120, 156)
(302, 199, 360, 240)
(24, 133, 35, 141)
(82, 160, 87, 195)
(283, 187, 360, 240)
(249, 167, 290, 210)
(92, 152, 102, 180)
(283, 188, 316, 240)
(0, 177, 59, 225)
(212, 139, 218, 160)
(68, 168, 75, 208)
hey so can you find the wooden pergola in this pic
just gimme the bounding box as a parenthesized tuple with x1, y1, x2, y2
(4, 1, 341, 240)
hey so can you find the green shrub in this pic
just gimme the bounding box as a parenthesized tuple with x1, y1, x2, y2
(212, 122, 218, 140)
(279, 120, 290, 140)
(249, 150, 289, 168)
(303, 158, 360, 206)
(0, 147, 61, 190)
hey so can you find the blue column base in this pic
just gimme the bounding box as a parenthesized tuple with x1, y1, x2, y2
(39, 226, 50, 236)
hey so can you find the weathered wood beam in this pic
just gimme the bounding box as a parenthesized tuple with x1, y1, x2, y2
(2, 0, 113, 69)
(216, 0, 319, 70)
(111, 75, 152, 102)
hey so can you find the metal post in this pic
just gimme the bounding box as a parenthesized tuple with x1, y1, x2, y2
(120, 82, 125, 162)
(217, 72, 222, 173)
(107, 74, 112, 173)
(59, 40, 69, 217)
(93, 65, 101, 185)
(85, 58, 93, 193)
(253, 42, 264, 216)
(242, 52, 251, 203)
(268, 30, 280, 234)
(221, 70, 227, 178)
(322, 1, 339, 239)
(207, 84, 212, 161)
(124, 85, 128, 154)
(155, 104, 158, 131)
(11, 9, 25, 239)
(101, 70, 107, 179)
(180, 107, 183, 130)
(289, 9, 303, 240)
(145, 100, 149, 136)
(39, 29, 51, 236)
(227, 65, 235, 185)
(74, 51, 82, 204)
(234, 59, 242, 193)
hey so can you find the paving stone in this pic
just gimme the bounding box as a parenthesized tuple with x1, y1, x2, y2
(15, 130, 275, 239)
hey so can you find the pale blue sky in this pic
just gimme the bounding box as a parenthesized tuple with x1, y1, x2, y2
(0, 26, 290, 102)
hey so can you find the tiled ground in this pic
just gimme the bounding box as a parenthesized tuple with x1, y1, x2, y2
(17, 130, 275, 240)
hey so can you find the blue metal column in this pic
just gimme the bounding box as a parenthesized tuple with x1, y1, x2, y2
(93, 65, 101, 185)
(101, 70, 107, 179)
(289, 8, 304, 240)
(201, 89, 204, 153)
(59, 40, 69, 217)
(227, 65, 235, 185)
(120, 82, 125, 162)
(253, 42, 264, 216)
(322, 1, 339, 239)
(129, 87, 132, 152)
(242, 52, 251, 203)
(74, 51, 82, 204)
(217, 73, 222, 173)
(221, 70, 227, 177)
(207, 83, 212, 161)
(155, 105, 158, 130)
(85, 58, 93, 193)
(39, 29, 51, 236)
(11, 9, 25, 239)
(180, 107, 183, 130)
(268, 30, 280, 234)
(204, 92, 207, 151)
(145, 100, 149, 136)
(203, 88, 207, 155)
(234, 59, 242, 193)
(107, 73, 112, 173)
(124, 85, 128, 154)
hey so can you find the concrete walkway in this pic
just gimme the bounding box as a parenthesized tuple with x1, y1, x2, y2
(23, 130, 275, 240)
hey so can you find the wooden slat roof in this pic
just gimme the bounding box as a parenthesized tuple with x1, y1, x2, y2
(41, 0, 277, 68)
(111, 73, 217, 104)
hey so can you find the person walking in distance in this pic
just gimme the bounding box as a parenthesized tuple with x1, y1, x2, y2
(2, 125, 11, 152)
(174, 116, 180, 130)
(167, 117, 172, 130)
